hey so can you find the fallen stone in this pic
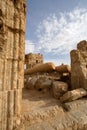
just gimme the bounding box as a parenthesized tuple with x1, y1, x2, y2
(56, 64, 71, 73)
(26, 76, 39, 89)
(63, 98, 87, 111)
(51, 81, 68, 99)
(25, 62, 56, 75)
(60, 88, 87, 103)
(35, 76, 52, 90)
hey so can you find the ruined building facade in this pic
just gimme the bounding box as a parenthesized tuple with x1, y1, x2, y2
(0, 0, 26, 130)
(25, 53, 43, 69)
(71, 40, 87, 90)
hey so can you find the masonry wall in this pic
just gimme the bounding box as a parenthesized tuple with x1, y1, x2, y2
(25, 53, 43, 69)
(70, 40, 87, 90)
(0, 0, 26, 130)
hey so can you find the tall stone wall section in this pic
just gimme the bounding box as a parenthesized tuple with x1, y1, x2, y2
(0, 0, 26, 130)
(25, 53, 43, 69)
(70, 40, 87, 90)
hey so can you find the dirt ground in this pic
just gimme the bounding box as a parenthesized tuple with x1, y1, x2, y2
(21, 88, 87, 130)
(22, 88, 61, 115)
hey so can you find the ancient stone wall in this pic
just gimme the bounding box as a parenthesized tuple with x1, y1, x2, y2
(25, 53, 43, 69)
(0, 0, 26, 130)
(70, 40, 87, 90)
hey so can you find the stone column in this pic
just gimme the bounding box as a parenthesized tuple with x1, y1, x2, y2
(0, 0, 26, 130)
(70, 40, 87, 90)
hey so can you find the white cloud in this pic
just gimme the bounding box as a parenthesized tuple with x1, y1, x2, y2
(44, 58, 70, 66)
(25, 7, 87, 64)
(36, 7, 87, 55)
(25, 40, 35, 54)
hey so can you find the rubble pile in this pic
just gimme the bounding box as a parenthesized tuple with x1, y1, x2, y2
(24, 63, 71, 99)
(24, 41, 87, 103)
(23, 41, 87, 130)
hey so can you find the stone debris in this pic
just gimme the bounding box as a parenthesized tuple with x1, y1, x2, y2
(35, 76, 52, 90)
(51, 81, 68, 99)
(25, 73, 69, 96)
(60, 88, 87, 103)
(26, 76, 39, 89)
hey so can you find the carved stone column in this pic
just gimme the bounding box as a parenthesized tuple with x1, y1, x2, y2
(0, 0, 26, 129)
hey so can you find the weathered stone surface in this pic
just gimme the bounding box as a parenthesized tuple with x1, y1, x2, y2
(70, 40, 87, 90)
(25, 53, 43, 69)
(26, 76, 39, 89)
(77, 40, 87, 51)
(56, 64, 71, 73)
(60, 88, 87, 103)
(0, 0, 26, 130)
(35, 76, 52, 90)
(25, 62, 56, 75)
(51, 81, 68, 99)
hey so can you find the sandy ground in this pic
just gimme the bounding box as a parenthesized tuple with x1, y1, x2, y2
(21, 88, 87, 130)
(22, 88, 60, 114)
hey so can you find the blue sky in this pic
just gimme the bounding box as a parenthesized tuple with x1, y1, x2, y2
(25, 0, 87, 65)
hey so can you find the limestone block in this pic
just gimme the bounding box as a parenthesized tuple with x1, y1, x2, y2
(14, 89, 22, 115)
(6, 4, 14, 28)
(14, 9, 20, 30)
(77, 40, 87, 51)
(56, 64, 71, 73)
(7, 90, 14, 130)
(35, 76, 52, 90)
(0, 0, 26, 130)
(26, 76, 39, 89)
(70, 41, 87, 90)
(20, 12, 26, 31)
(0, 59, 4, 91)
(51, 81, 68, 99)
(60, 88, 87, 103)
(18, 60, 24, 89)
(25, 62, 56, 75)
(0, 91, 8, 130)
(0, 90, 21, 130)
(13, 32, 19, 60)
(19, 33, 25, 61)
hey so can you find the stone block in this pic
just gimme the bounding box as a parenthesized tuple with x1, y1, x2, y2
(51, 81, 68, 99)
(60, 88, 87, 103)
(70, 41, 87, 90)
(35, 76, 52, 90)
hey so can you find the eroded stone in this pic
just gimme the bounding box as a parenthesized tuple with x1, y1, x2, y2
(60, 88, 87, 103)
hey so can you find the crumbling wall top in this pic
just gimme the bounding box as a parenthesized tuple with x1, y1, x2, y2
(77, 40, 87, 51)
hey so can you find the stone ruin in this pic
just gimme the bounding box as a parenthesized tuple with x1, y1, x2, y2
(0, 0, 26, 130)
(25, 53, 43, 69)
(0, 0, 87, 129)
(23, 41, 87, 130)
(71, 40, 87, 90)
